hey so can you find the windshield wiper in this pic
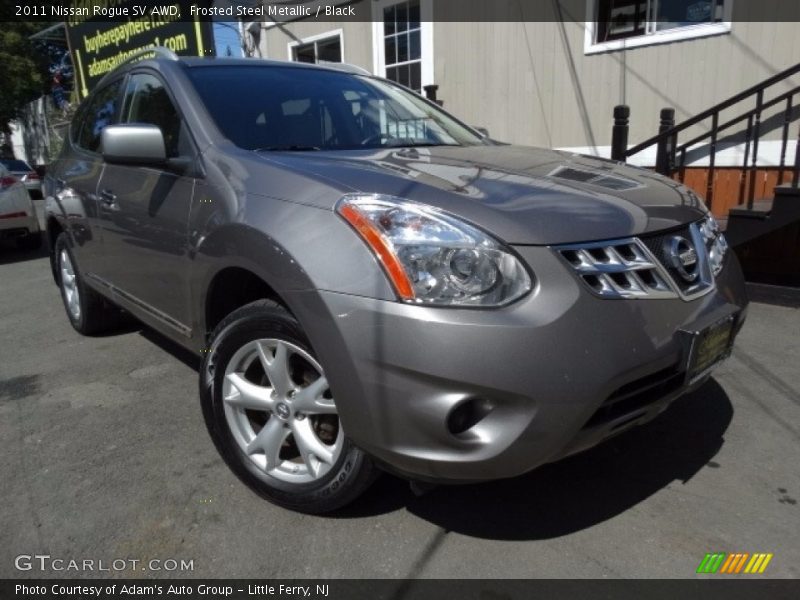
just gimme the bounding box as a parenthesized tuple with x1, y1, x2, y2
(255, 145, 321, 152)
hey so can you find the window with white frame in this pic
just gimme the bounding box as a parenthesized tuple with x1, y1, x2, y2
(289, 31, 343, 64)
(382, 0, 422, 91)
(372, 0, 433, 94)
(586, 0, 732, 54)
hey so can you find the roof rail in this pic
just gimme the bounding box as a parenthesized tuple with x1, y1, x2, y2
(317, 61, 371, 76)
(119, 46, 180, 66)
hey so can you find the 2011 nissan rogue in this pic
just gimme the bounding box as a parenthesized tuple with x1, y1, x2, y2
(45, 49, 748, 513)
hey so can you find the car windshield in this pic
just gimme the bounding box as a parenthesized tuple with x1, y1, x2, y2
(1, 159, 31, 171)
(186, 64, 486, 151)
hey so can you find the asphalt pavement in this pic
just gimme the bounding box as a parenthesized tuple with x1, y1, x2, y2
(1, 231, 798, 579)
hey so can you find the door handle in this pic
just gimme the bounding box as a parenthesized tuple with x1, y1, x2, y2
(100, 189, 116, 205)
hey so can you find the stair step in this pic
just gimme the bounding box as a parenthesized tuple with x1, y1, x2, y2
(728, 199, 773, 220)
(745, 282, 800, 307)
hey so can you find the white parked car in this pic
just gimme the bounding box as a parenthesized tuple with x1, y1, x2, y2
(0, 158, 43, 200)
(0, 163, 42, 250)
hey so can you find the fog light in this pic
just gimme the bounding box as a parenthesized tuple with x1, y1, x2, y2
(446, 398, 493, 435)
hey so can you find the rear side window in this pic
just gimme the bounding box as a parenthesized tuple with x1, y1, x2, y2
(121, 73, 187, 157)
(75, 79, 123, 153)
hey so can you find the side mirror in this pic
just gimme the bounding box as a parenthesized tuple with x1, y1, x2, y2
(474, 126, 490, 138)
(102, 124, 166, 166)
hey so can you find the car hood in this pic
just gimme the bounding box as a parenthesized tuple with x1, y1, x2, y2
(258, 145, 707, 245)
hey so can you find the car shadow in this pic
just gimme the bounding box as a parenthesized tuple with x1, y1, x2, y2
(89, 316, 201, 371)
(137, 326, 202, 371)
(0, 240, 50, 265)
(335, 378, 733, 540)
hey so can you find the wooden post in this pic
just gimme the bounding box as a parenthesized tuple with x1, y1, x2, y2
(655, 108, 675, 176)
(611, 105, 630, 162)
(424, 84, 443, 106)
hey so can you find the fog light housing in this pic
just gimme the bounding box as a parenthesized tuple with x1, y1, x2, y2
(446, 398, 493, 435)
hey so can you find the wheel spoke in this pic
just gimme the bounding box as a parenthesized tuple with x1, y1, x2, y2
(224, 373, 275, 411)
(293, 376, 336, 414)
(60, 251, 81, 320)
(292, 419, 334, 468)
(245, 418, 286, 470)
(222, 337, 344, 484)
(259, 341, 293, 397)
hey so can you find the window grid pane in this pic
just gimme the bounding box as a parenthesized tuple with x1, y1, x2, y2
(316, 38, 341, 62)
(292, 36, 342, 64)
(383, 1, 423, 92)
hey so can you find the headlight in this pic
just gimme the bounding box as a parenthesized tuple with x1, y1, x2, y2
(336, 194, 532, 306)
(699, 213, 728, 277)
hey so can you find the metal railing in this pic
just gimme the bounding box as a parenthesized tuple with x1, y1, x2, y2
(612, 63, 800, 211)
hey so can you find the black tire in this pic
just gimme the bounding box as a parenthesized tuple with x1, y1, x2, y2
(200, 299, 378, 514)
(54, 232, 120, 335)
(16, 231, 42, 251)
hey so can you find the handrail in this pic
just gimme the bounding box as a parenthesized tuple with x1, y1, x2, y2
(625, 62, 800, 157)
(617, 62, 800, 212)
(676, 85, 800, 151)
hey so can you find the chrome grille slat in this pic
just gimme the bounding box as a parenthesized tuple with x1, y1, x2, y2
(553, 221, 717, 301)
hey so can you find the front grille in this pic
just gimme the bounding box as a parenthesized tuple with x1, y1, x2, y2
(639, 226, 706, 295)
(554, 221, 715, 301)
(557, 238, 675, 299)
(582, 364, 684, 430)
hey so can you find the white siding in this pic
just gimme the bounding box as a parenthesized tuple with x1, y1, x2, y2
(433, 12, 800, 159)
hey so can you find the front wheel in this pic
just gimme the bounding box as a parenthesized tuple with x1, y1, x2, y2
(200, 300, 377, 513)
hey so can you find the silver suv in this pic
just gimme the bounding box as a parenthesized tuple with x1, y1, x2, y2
(45, 50, 748, 513)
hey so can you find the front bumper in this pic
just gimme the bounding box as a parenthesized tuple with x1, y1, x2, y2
(286, 245, 748, 483)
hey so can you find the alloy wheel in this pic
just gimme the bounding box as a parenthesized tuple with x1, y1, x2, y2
(222, 339, 343, 484)
(60, 249, 81, 321)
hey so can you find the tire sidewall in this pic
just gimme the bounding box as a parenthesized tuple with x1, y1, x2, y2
(200, 304, 369, 512)
(54, 234, 88, 332)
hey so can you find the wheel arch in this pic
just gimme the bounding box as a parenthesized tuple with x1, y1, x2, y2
(204, 266, 293, 340)
(194, 224, 316, 346)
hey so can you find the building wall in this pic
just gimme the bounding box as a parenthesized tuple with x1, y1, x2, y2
(258, 0, 800, 165)
(433, 17, 800, 163)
